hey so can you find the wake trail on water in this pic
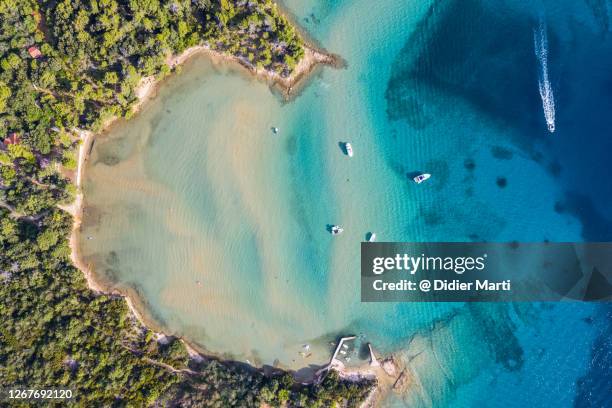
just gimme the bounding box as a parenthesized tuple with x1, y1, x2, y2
(534, 19, 556, 133)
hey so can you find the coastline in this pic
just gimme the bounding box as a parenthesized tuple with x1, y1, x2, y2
(65, 42, 337, 309)
(60, 25, 378, 391)
(166, 42, 342, 100)
(58, 129, 102, 293)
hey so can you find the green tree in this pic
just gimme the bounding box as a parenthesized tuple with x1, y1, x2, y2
(0, 81, 10, 112)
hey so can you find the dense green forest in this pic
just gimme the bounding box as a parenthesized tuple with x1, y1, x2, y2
(0, 0, 372, 406)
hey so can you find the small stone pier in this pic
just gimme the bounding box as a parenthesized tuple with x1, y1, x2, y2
(314, 335, 356, 381)
(368, 343, 379, 367)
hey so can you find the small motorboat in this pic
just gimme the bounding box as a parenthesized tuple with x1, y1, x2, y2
(413, 173, 431, 184)
(367, 232, 376, 242)
(272, 127, 279, 134)
(345, 142, 354, 157)
(331, 225, 344, 235)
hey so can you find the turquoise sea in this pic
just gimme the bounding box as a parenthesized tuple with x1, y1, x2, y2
(80, 0, 611, 406)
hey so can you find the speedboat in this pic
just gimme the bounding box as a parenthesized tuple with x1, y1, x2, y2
(345, 142, 354, 157)
(331, 225, 344, 235)
(272, 127, 279, 134)
(547, 122, 555, 132)
(367, 232, 376, 242)
(413, 173, 431, 184)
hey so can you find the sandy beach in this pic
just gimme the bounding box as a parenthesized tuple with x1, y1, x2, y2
(58, 129, 102, 293)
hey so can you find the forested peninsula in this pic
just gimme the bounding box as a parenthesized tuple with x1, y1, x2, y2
(0, 0, 373, 406)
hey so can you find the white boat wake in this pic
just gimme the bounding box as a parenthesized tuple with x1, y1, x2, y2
(534, 19, 556, 132)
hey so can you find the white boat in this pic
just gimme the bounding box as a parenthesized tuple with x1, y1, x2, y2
(331, 225, 344, 235)
(272, 127, 279, 134)
(367, 232, 376, 242)
(413, 173, 431, 184)
(345, 142, 354, 157)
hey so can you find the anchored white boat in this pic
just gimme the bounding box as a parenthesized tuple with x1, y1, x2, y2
(272, 127, 279, 134)
(413, 173, 431, 184)
(345, 142, 353, 157)
(367, 232, 376, 242)
(331, 225, 344, 235)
